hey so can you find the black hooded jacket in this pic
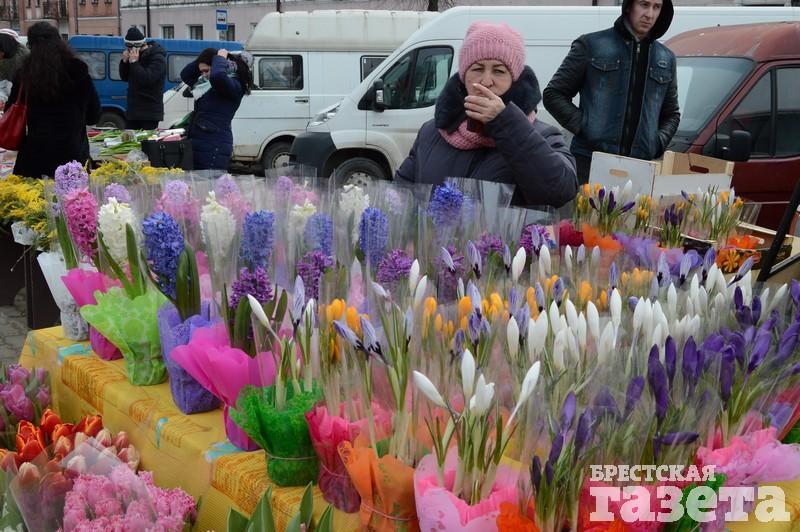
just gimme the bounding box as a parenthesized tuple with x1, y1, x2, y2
(395, 66, 578, 208)
(119, 41, 167, 122)
(543, 0, 680, 161)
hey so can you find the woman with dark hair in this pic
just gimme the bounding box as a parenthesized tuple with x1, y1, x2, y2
(7, 22, 100, 178)
(180, 47, 253, 170)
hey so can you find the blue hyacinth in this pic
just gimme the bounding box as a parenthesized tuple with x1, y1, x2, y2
(427, 181, 464, 229)
(239, 210, 274, 271)
(304, 212, 334, 258)
(142, 211, 185, 299)
(358, 207, 388, 268)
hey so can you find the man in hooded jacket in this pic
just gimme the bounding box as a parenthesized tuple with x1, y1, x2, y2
(119, 27, 167, 130)
(543, 0, 680, 184)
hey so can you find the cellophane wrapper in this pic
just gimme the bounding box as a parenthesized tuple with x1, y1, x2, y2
(61, 268, 122, 360)
(37, 252, 87, 341)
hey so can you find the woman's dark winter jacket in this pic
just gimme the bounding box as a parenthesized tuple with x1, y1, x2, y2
(543, 0, 680, 161)
(9, 57, 100, 179)
(395, 66, 578, 208)
(180, 55, 245, 171)
(119, 42, 166, 122)
(0, 45, 28, 83)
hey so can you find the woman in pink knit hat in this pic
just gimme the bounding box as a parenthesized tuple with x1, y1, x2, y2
(395, 21, 577, 208)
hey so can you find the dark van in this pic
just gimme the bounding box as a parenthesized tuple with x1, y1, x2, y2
(667, 22, 800, 229)
(69, 35, 243, 129)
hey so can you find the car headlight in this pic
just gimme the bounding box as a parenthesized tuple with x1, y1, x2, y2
(309, 103, 340, 127)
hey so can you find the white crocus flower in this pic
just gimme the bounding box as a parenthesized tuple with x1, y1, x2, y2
(248, 294, 270, 327)
(564, 246, 573, 277)
(470, 375, 495, 416)
(538, 245, 551, 279)
(461, 349, 476, 400)
(508, 361, 541, 426)
(528, 314, 548, 361)
(549, 301, 561, 335)
(586, 301, 600, 342)
(413, 275, 428, 309)
(667, 284, 678, 320)
(610, 288, 621, 329)
(765, 284, 788, 317)
(414, 371, 446, 408)
(565, 299, 578, 332)
(553, 330, 566, 372)
(577, 313, 587, 351)
(512, 247, 526, 283)
(598, 321, 615, 366)
(408, 259, 420, 293)
(507, 317, 520, 358)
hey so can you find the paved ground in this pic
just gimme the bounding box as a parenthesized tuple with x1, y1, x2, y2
(0, 289, 29, 365)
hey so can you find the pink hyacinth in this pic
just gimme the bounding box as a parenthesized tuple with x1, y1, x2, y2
(62, 188, 98, 261)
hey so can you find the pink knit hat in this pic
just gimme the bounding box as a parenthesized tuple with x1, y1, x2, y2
(458, 22, 526, 82)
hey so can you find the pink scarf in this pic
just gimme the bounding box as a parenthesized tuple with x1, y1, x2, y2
(438, 110, 537, 150)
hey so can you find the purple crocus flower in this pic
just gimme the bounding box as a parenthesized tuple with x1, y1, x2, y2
(503, 245, 511, 274)
(508, 287, 519, 314)
(751, 295, 763, 326)
(719, 346, 736, 407)
(548, 431, 564, 464)
(594, 388, 621, 421)
(333, 319, 364, 352)
(624, 376, 645, 419)
(628, 296, 639, 312)
(360, 316, 387, 364)
(468, 312, 482, 346)
(621, 201, 635, 213)
(598, 188, 606, 202)
(729, 256, 754, 286)
(747, 329, 773, 374)
(659, 431, 700, 446)
(791, 280, 800, 308)
(531, 456, 542, 491)
(664, 336, 677, 389)
(647, 345, 669, 425)
(450, 329, 465, 359)
(606, 191, 617, 213)
(682, 336, 699, 395)
(552, 278, 565, 306)
(573, 409, 594, 461)
(702, 248, 716, 282)
(535, 283, 545, 312)
(610, 262, 619, 289)
(515, 304, 530, 338)
(657, 253, 671, 287)
(440, 246, 456, 274)
(467, 240, 482, 279)
(545, 461, 554, 484)
(773, 321, 800, 367)
(559, 392, 577, 432)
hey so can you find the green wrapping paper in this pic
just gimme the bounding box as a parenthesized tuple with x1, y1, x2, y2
(231, 384, 321, 487)
(80, 287, 168, 385)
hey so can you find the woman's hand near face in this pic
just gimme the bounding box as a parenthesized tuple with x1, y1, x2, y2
(217, 49, 229, 59)
(464, 83, 506, 124)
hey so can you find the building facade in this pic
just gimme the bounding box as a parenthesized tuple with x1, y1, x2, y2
(0, 0, 119, 35)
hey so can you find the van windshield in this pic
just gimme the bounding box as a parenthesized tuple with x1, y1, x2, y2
(676, 57, 754, 138)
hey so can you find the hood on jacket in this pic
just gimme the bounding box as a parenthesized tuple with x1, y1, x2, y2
(617, 0, 673, 41)
(141, 41, 166, 59)
(435, 65, 541, 133)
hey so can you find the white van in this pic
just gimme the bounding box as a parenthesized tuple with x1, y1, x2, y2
(160, 10, 437, 171)
(290, 5, 800, 184)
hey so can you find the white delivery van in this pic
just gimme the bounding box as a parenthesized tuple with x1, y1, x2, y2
(160, 10, 438, 171)
(290, 5, 799, 184)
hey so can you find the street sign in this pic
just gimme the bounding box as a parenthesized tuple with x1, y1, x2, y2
(216, 9, 227, 31)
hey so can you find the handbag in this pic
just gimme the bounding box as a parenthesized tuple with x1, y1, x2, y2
(140, 139, 193, 170)
(0, 83, 27, 151)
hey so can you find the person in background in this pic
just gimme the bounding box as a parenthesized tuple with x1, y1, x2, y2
(395, 21, 578, 208)
(543, 0, 680, 184)
(180, 48, 253, 171)
(119, 27, 166, 130)
(0, 30, 28, 111)
(7, 22, 100, 179)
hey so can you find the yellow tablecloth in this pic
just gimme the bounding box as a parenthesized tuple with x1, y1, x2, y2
(18, 327, 360, 532)
(16, 327, 800, 531)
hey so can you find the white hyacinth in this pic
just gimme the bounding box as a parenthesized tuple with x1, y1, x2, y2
(200, 192, 237, 270)
(97, 198, 136, 267)
(339, 184, 370, 243)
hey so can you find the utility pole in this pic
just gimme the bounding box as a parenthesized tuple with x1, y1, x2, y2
(146, 0, 151, 36)
(74, 0, 79, 35)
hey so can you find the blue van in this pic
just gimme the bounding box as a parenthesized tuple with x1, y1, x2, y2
(68, 36, 243, 129)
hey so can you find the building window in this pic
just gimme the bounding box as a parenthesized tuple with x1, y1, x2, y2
(188, 25, 203, 40)
(161, 25, 174, 39)
(104, 0, 111, 4)
(79, 0, 85, 4)
(91, 0, 97, 5)
(224, 24, 235, 42)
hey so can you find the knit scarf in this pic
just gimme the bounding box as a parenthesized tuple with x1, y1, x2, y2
(439, 111, 536, 150)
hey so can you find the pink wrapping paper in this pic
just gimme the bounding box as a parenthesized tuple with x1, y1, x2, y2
(305, 402, 393, 512)
(414, 448, 519, 532)
(170, 322, 276, 451)
(61, 269, 122, 360)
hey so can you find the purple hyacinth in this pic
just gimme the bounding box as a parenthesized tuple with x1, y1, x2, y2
(304, 212, 334, 258)
(358, 207, 389, 268)
(54, 161, 88, 200)
(296, 250, 334, 300)
(435, 245, 465, 302)
(240, 210, 275, 270)
(214, 174, 241, 199)
(427, 181, 464, 229)
(229, 266, 274, 311)
(142, 211, 185, 299)
(474, 232, 504, 262)
(103, 183, 131, 204)
(276, 175, 294, 204)
(376, 249, 413, 287)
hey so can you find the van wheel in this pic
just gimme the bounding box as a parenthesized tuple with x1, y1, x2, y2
(261, 141, 293, 174)
(332, 157, 387, 187)
(97, 111, 126, 130)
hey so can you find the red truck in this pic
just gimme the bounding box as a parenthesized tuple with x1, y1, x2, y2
(666, 21, 800, 229)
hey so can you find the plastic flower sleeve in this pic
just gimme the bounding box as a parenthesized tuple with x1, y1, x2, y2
(230, 384, 320, 487)
(157, 301, 221, 415)
(80, 287, 168, 386)
(0, 365, 51, 450)
(61, 268, 122, 360)
(36, 252, 87, 341)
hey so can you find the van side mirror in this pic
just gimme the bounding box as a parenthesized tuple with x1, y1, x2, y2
(722, 130, 752, 162)
(373, 79, 386, 113)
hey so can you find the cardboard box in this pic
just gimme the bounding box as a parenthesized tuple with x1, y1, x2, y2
(589, 151, 734, 197)
(716, 222, 795, 273)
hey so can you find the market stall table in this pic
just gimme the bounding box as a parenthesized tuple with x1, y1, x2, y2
(17, 327, 360, 532)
